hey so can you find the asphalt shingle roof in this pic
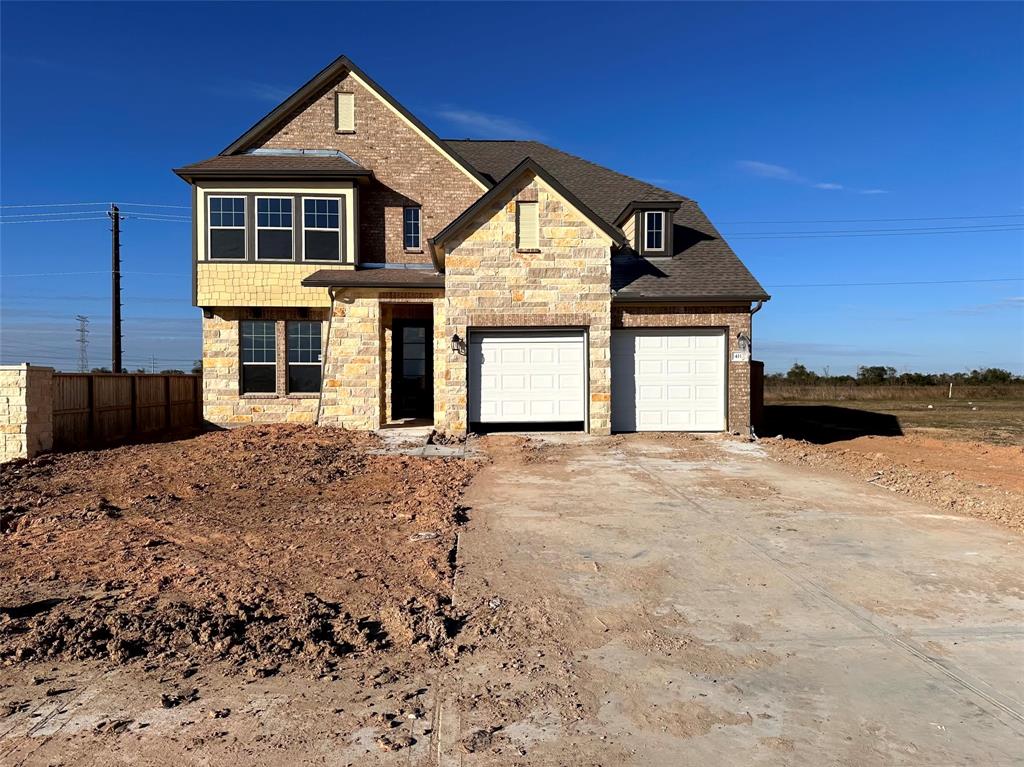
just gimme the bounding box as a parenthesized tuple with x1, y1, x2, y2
(174, 153, 370, 181)
(445, 140, 768, 301)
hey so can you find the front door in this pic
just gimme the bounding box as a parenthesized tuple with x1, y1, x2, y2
(392, 320, 433, 419)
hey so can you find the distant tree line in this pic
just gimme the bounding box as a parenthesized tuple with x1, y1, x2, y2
(767, 364, 1021, 386)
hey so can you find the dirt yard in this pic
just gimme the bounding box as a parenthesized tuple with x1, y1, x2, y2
(0, 425, 478, 762)
(761, 401, 1024, 534)
(2, 424, 1022, 765)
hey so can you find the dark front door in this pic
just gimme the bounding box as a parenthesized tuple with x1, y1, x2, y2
(392, 320, 433, 419)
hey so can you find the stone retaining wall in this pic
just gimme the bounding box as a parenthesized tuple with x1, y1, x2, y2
(0, 365, 54, 462)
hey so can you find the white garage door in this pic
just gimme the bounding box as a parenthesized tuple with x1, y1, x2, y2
(469, 330, 586, 425)
(611, 329, 726, 432)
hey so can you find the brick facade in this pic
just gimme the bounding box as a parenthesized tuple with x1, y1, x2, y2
(440, 171, 613, 436)
(250, 71, 484, 265)
(202, 308, 328, 425)
(611, 304, 753, 433)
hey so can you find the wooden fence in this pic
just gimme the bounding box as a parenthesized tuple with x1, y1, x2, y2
(52, 373, 202, 450)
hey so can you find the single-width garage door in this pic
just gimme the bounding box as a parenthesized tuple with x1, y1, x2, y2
(469, 330, 586, 427)
(611, 329, 726, 432)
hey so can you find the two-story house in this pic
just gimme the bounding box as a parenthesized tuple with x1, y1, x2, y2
(174, 55, 769, 436)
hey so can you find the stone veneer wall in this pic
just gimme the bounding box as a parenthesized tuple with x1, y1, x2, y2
(202, 308, 329, 426)
(250, 71, 484, 265)
(197, 263, 332, 308)
(318, 290, 444, 430)
(440, 172, 613, 436)
(0, 364, 54, 462)
(611, 304, 753, 433)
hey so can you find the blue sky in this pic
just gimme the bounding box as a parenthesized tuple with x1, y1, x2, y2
(2, 1, 1022, 374)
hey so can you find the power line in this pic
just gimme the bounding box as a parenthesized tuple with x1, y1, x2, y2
(719, 213, 1024, 225)
(729, 227, 1024, 240)
(766, 276, 1024, 288)
(0, 210, 109, 219)
(0, 217, 112, 225)
(726, 223, 1024, 236)
(0, 201, 188, 209)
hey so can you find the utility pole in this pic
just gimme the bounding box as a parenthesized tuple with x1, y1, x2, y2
(109, 203, 122, 373)
(75, 315, 90, 372)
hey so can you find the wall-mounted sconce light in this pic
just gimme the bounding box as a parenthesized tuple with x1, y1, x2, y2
(737, 332, 751, 354)
(451, 333, 467, 356)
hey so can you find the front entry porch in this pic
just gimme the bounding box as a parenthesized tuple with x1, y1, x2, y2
(317, 289, 447, 432)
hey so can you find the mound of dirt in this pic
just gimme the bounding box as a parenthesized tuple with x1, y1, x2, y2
(0, 425, 478, 672)
(763, 434, 1024, 534)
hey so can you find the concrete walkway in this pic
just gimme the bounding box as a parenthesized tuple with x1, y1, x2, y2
(441, 433, 1024, 765)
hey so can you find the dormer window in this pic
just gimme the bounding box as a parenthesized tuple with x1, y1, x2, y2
(644, 211, 665, 252)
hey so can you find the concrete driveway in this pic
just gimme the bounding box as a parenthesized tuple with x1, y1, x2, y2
(440, 433, 1024, 765)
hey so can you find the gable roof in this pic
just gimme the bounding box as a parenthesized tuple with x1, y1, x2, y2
(447, 140, 769, 302)
(219, 54, 491, 190)
(432, 157, 625, 248)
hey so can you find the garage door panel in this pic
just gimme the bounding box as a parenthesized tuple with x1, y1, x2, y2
(470, 331, 587, 425)
(611, 329, 726, 432)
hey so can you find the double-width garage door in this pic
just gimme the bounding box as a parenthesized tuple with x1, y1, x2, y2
(468, 330, 586, 427)
(611, 329, 726, 432)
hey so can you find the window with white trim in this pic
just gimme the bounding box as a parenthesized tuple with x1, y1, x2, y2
(240, 320, 276, 394)
(208, 196, 245, 260)
(517, 201, 539, 250)
(303, 198, 341, 261)
(403, 207, 421, 250)
(256, 197, 293, 260)
(287, 321, 322, 393)
(644, 210, 665, 252)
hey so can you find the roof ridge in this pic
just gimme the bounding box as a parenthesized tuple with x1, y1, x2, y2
(455, 138, 695, 204)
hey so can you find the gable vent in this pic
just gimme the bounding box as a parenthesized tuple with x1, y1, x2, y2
(336, 92, 355, 133)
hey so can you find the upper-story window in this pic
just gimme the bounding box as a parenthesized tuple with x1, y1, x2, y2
(256, 197, 293, 260)
(209, 196, 246, 260)
(303, 198, 341, 261)
(644, 210, 665, 252)
(403, 207, 421, 250)
(517, 201, 539, 251)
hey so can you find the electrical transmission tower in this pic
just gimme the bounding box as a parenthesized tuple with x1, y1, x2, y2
(75, 315, 90, 372)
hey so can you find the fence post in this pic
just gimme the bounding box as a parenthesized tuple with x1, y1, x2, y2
(87, 374, 97, 441)
(130, 375, 138, 433)
(164, 375, 172, 430)
(194, 374, 202, 426)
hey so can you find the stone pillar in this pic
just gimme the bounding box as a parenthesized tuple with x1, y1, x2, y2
(319, 293, 382, 429)
(0, 364, 54, 462)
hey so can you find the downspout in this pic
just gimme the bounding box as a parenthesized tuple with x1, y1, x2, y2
(748, 299, 765, 440)
(316, 286, 341, 425)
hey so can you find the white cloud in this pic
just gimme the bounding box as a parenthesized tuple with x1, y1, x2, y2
(737, 160, 887, 195)
(435, 107, 543, 140)
(736, 160, 804, 182)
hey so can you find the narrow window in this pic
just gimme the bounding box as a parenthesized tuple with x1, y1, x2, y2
(303, 198, 341, 261)
(256, 197, 293, 260)
(336, 92, 355, 132)
(517, 201, 539, 250)
(644, 210, 665, 251)
(403, 207, 421, 250)
(240, 320, 276, 393)
(287, 320, 322, 393)
(208, 196, 245, 260)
